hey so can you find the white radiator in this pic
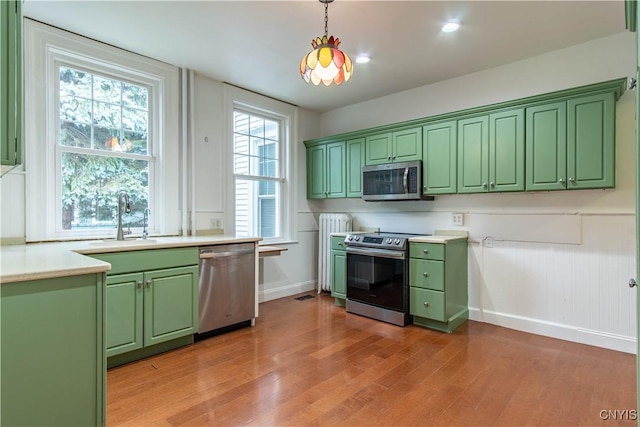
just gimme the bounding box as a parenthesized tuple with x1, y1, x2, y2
(318, 213, 352, 293)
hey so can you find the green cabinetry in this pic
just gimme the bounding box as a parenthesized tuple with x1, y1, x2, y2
(457, 108, 524, 193)
(91, 248, 199, 362)
(346, 138, 365, 197)
(409, 239, 468, 332)
(306, 141, 346, 199)
(526, 93, 615, 191)
(1, 273, 105, 426)
(365, 127, 422, 165)
(422, 120, 457, 195)
(330, 235, 347, 304)
(1, 0, 22, 171)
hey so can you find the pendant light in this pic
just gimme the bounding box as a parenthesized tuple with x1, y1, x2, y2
(300, 0, 353, 86)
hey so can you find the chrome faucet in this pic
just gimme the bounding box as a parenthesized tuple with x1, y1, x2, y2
(116, 191, 132, 240)
(142, 208, 150, 240)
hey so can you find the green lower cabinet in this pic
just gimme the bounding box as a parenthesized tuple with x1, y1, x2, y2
(105, 266, 198, 358)
(1, 273, 105, 426)
(91, 248, 199, 364)
(330, 235, 347, 304)
(409, 239, 468, 332)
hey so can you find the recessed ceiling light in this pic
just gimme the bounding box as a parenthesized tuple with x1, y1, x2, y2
(355, 55, 371, 64)
(442, 21, 460, 33)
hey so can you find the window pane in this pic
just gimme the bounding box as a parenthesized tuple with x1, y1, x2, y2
(258, 197, 276, 237)
(60, 95, 92, 124)
(61, 152, 149, 230)
(234, 111, 250, 135)
(124, 130, 148, 155)
(264, 119, 278, 141)
(250, 116, 264, 137)
(93, 75, 122, 104)
(60, 121, 91, 148)
(93, 100, 121, 128)
(122, 82, 148, 109)
(59, 67, 92, 99)
(122, 107, 147, 132)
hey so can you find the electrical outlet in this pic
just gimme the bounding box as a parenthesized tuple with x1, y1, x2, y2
(452, 213, 464, 226)
(485, 237, 494, 248)
(210, 218, 222, 229)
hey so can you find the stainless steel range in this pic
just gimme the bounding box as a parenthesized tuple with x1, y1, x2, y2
(344, 232, 424, 326)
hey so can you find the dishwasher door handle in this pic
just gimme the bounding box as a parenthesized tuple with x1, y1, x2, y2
(200, 249, 255, 259)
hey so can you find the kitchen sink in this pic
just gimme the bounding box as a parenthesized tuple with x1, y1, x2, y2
(88, 239, 158, 246)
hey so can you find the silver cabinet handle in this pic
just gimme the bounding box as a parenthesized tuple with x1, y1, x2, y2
(423, 249, 429, 254)
(490, 182, 495, 188)
(137, 281, 143, 289)
(388, 156, 391, 160)
(423, 302, 429, 307)
(482, 182, 488, 189)
(558, 178, 565, 186)
(629, 278, 637, 288)
(423, 272, 429, 277)
(145, 280, 152, 287)
(568, 177, 575, 184)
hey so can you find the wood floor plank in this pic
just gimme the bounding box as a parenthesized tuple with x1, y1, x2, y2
(107, 292, 636, 426)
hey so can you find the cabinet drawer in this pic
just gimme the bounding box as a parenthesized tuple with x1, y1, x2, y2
(410, 243, 445, 260)
(331, 236, 347, 251)
(409, 259, 444, 291)
(410, 288, 445, 321)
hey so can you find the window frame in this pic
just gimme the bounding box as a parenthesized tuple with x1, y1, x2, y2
(24, 20, 180, 242)
(223, 84, 297, 244)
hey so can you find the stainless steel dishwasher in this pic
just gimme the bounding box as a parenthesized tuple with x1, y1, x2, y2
(198, 242, 256, 337)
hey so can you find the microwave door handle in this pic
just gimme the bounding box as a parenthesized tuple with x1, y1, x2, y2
(403, 167, 409, 194)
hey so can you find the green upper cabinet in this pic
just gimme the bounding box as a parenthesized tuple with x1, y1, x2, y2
(365, 127, 422, 165)
(567, 93, 615, 189)
(458, 109, 524, 194)
(345, 138, 365, 197)
(1, 0, 22, 170)
(306, 141, 346, 199)
(525, 101, 567, 191)
(489, 109, 525, 192)
(422, 120, 457, 195)
(526, 93, 614, 191)
(457, 116, 489, 193)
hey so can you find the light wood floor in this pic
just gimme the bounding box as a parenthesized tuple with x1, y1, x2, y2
(107, 292, 636, 426)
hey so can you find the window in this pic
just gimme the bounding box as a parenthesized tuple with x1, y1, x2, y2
(58, 66, 151, 231)
(233, 110, 282, 239)
(225, 84, 297, 244)
(25, 20, 180, 241)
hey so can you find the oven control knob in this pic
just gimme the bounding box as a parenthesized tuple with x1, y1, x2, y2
(355, 236, 361, 241)
(386, 238, 392, 244)
(395, 239, 400, 245)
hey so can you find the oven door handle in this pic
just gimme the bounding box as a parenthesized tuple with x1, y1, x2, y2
(346, 247, 406, 260)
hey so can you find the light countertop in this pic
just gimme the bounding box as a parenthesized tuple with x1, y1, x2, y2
(1, 235, 262, 284)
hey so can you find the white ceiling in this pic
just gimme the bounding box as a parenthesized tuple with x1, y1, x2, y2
(23, 1, 626, 113)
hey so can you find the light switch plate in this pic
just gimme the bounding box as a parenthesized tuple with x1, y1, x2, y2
(485, 237, 494, 248)
(452, 213, 464, 226)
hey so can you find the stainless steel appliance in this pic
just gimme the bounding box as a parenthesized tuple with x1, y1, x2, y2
(344, 232, 422, 326)
(362, 160, 432, 201)
(197, 243, 255, 338)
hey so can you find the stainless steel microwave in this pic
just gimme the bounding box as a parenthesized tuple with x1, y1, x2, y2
(362, 160, 424, 201)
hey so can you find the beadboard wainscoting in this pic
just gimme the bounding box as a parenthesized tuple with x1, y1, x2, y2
(467, 214, 636, 354)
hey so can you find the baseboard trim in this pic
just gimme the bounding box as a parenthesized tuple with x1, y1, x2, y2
(468, 307, 636, 354)
(259, 280, 316, 302)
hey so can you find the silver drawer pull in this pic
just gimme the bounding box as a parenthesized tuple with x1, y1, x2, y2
(423, 249, 429, 254)
(423, 302, 429, 307)
(423, 272, 429, 277)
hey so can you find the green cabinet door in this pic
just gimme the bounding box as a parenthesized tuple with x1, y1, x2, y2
(525, 101, 567, 191)
(457, 115, 489, 193)
(326, 141, 346, 198)
(422, 120, 457, 194)
(106, 272, 144, 357)
(490, 109, 524, 192)
(392, 127, 422, 163)
(1, 0, 21, 168)
(144, 265, 199, 347)
(331, 249, 347, 299)
(1, 274, 105, 427)
(307, 144, 326, 199)
(365, 132, 392, 165)
(346, 138, 365, 197)
(567, 93, 615, 189)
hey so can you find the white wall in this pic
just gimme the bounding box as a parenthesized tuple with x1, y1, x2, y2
(311, 31, 638, 353)
(191, 75, 321, 303)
